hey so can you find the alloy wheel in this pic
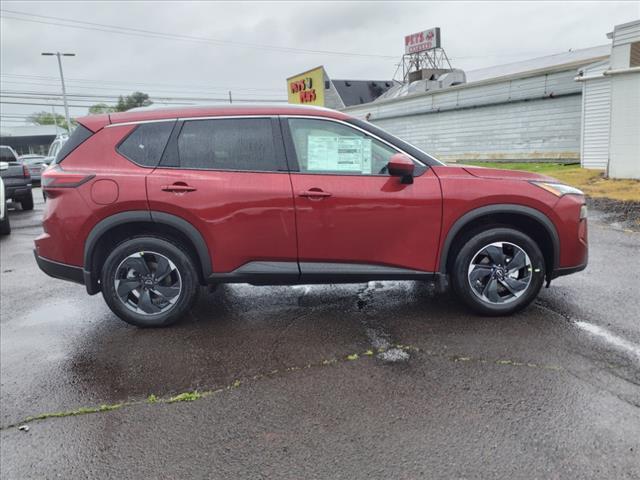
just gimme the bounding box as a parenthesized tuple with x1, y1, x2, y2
(114, 251, 182, 315)
(467, 241, 532, 305)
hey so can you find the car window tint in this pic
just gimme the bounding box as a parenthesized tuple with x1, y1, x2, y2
(287, 118, 399, 175)
(177, 118, 283, 172)
(55, 126, 93, 164)
(118, 121, 175, 167)
(0, 147, 17, 162)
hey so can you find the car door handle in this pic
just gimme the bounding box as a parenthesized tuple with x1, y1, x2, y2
(161, 183, 197, 193)
(298, 189, 332, 199)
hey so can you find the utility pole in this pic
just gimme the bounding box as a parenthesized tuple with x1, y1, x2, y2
(42, 52, 75, 133)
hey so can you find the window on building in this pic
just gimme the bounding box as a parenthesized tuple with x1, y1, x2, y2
(630, 42, 640, 67)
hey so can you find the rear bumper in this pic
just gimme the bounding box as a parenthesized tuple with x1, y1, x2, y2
(5, 185, 32, 199)
(33, 250, 85, 285)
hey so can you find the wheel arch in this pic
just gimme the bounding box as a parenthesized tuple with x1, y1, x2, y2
(83, 210, 212, 294)
(439, 204, 559, 279)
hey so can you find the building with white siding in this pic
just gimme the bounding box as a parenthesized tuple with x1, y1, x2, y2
(342, 46, 611, 164)
(577, 20, 640, 179)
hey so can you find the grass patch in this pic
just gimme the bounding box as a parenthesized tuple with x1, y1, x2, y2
(168, 391, 202, 403)
(464, 162, 640, 202)
(26, 403, 124, 422)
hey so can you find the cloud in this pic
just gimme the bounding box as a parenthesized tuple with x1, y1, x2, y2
(1, 1, 638, 122)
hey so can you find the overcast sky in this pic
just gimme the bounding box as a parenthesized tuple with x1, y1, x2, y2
(1, 1, 638, 126)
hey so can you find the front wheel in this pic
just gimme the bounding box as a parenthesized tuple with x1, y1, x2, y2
(451, 228, 545, 316)
(101, 237, 199, 327)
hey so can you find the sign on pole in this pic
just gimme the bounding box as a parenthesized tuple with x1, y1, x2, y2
(404, 27, 441, 54)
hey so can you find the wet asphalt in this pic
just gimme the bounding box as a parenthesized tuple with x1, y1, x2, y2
(1, 191, 639, 479)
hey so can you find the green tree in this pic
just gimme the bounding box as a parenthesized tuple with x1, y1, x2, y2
(115, 91, 152, 112)
(27, 111, 76, 130)
(88, 103, 115, 115)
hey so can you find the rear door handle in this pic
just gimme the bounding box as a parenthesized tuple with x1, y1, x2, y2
(298, 189, 332, 199)
(161, 183, 197, 193)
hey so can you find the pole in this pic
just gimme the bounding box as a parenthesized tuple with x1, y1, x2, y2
(42, 52, 75, 133)
(55, 53, 71, 133)
(228, 90, 232, 104)
(51, 105, 59, 136)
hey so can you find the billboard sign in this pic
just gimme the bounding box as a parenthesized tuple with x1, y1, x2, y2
(287, 66, 325, 106)
(404, 27, 441, 54)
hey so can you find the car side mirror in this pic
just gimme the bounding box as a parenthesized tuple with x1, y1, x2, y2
(387, 154, 415, 184)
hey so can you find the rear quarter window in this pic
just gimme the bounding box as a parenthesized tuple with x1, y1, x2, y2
(117, 121, 176, 167)
(54, 126, 94, 164)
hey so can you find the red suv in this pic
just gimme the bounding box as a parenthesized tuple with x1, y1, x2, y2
(35, 105, 587, 327)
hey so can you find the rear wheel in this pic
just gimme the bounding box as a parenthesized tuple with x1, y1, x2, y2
(20, 192, 34, 211)
(451, 228, 545, 316)
(101, 237, 199, 327)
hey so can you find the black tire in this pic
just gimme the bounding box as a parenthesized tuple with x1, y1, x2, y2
(0, 208, 10, 235)
(451, 227, 545, 316)
(20, 192, 34, 211)
(101, 236, 199, 327)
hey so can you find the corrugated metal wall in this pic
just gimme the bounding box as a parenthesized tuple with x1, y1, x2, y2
(343, 69, 584, 162)
(580, 61, 611, 170)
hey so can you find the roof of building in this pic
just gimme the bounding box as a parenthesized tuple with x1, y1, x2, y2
(79, 104, 351, 131)
(464, 45, 610, 83)
(331, 80, 397, 107)
(0, 124, 61, 137)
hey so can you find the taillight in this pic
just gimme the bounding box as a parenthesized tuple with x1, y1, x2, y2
(22, 164, 30, 178)
(41, 164, 95, 188)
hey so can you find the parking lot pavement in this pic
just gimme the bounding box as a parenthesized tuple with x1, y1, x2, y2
(1, 192, 639, 479)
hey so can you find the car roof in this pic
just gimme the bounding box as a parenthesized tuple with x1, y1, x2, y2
(77, 104, 352, 132)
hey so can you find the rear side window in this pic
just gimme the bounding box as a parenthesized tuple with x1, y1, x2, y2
(177, 118, 283, 172)
(54, 125, 93, 164)
(117, 121, 175, 167)
(0, 147, 18, 162)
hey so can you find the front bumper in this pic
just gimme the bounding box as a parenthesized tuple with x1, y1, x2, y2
(33, 250, 85, 285)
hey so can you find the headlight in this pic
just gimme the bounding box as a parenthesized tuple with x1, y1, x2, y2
(530, 181, 584, 197)
(580, 204, 588, 219)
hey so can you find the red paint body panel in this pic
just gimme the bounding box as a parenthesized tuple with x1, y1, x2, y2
(290, 170, 442, 271)
(36, 125, 153, 267)
(147, 169, 297, 273)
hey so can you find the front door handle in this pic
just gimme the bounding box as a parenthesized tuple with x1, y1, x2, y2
(161, 183, 197, 193)
(298, 189, 332, 199)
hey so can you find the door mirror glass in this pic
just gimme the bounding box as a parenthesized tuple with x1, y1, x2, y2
(387, 153, 415, 181)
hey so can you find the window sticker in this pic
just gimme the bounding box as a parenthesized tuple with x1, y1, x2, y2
(307, 136, 372, 173)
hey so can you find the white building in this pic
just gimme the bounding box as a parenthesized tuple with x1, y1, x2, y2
(578, 20, 640, 179)
(343, 46, 609, 164)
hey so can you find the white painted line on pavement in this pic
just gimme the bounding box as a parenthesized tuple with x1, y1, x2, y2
(575, 321, 640, 361)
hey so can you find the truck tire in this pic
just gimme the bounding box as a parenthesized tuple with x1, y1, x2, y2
(20, 192, 34, 211)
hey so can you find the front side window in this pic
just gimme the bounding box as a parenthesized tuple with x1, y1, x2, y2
(287, 118, 400, 175)
(177, 118, 283, 172)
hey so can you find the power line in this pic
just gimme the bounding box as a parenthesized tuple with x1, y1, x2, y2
(0, 79, 285, 97)
(0, 90, 286, 102)
(0, 9, 399, 59)
(1, 73, 284, 92)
